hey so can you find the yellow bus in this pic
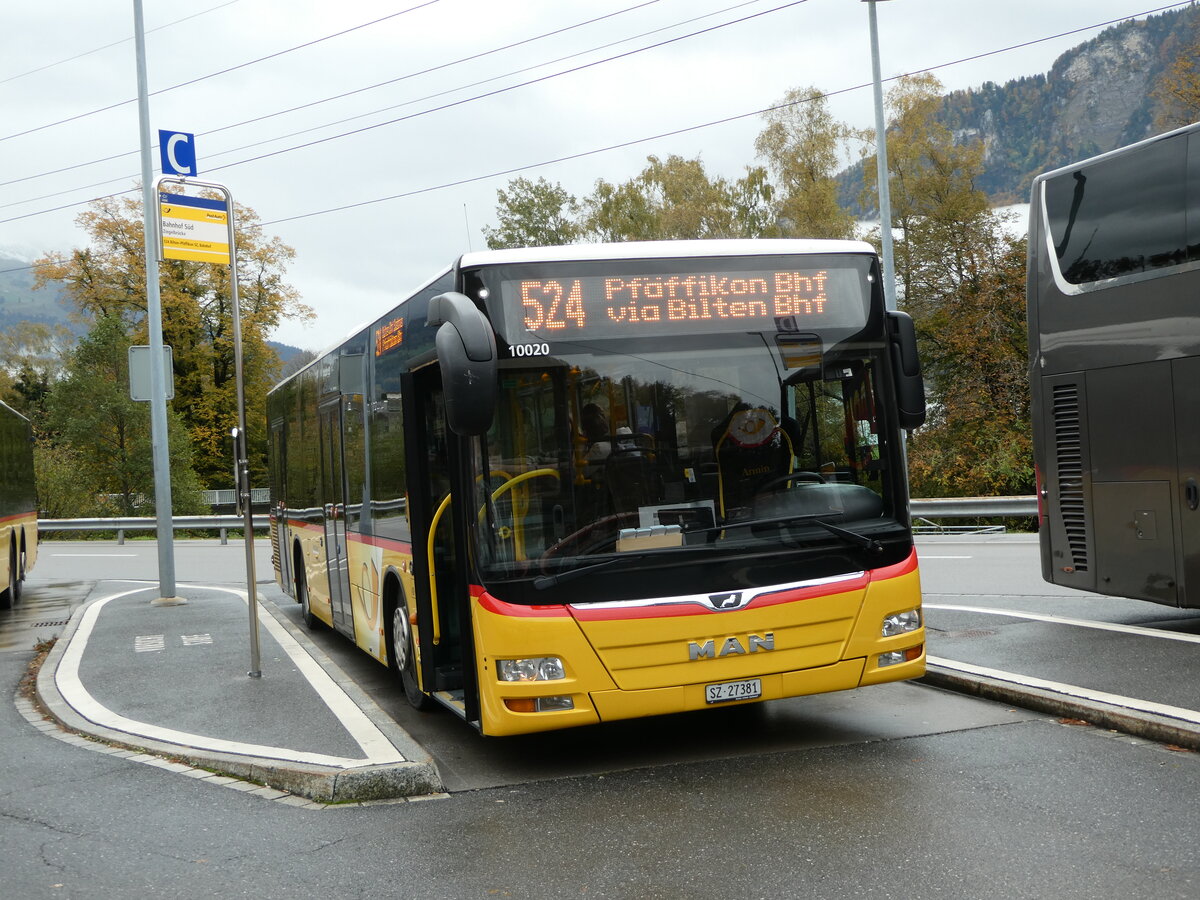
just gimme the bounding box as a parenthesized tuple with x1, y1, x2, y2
(267, 240, 927, 736)
(1, 400, 37, 609)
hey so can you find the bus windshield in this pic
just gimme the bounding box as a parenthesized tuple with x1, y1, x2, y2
(467, 331, 899, 603)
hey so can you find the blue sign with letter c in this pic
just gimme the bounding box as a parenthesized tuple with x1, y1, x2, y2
(159, 130, 197, 176)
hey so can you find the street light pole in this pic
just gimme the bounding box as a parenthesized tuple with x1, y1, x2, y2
(864, 0, 897, 312)
(133, 0, 180, 604)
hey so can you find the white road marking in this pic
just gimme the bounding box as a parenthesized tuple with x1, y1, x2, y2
(134, 634, 165, 653)
(925, 603, 1200, 644)
(180, 633, 213, 646)
(928, 656, 1200, 726)
(55, 585, 406, 768)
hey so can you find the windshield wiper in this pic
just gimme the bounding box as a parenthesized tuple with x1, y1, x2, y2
(532, 550, 670, 590)
(534, 515, 883, 591)
(698, 513, 885, 554)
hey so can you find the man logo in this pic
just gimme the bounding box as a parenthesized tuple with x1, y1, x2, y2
(709, 591, 744, 610)
(688, 632, 775, 660)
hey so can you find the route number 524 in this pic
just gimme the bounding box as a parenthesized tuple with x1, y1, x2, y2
(519, 279, 587, 330)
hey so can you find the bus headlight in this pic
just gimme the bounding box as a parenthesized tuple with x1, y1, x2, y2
(882, 609, 921, 637)
(497, 657, 566, 682)
(504, 696, 575, 712)
(878, 646, 923, 667)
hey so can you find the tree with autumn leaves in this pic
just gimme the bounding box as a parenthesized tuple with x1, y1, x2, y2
(29, 194, 311, 515)
(859, 74, 1032, 498)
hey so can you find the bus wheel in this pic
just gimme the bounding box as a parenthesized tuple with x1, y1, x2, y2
(1, 543, 15, 610)
(297, 569, 318, 630)
(11, 542, 22, 603)
(389, 594, 433, 711)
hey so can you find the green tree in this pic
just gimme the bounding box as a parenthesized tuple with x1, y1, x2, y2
(1153, 35, 1200, 130)
(483, 177, 581, 249)
(862, 73, 992, 306)
(583, 154, 765, 241)
(487, 157, 779, 248)
(905, 230, 1032, 497)
(38, 315, 206, 517)
(755, 86, 856, 239)
(0, 321, 72, 416)
(33, 194, 311, 487)
(861, 74, 1033, 496)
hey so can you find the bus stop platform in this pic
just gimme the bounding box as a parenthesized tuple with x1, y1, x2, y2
(33, 581, 443, 803)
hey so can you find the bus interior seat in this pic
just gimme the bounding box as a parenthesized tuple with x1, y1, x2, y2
(712, 406, 796, 518)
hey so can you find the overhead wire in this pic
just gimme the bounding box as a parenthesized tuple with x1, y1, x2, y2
(0, 0, 243, 86)
(0, 0, 673, 189)
(253, 0, 1200, 226)
(0, 1, 1193, 276)
(0, 1, 440, 144)
(0, 0, 798, 212)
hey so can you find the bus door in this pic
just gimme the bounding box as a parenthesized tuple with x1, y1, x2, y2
(406, 366, 480, 727)
(268, 418, 292, 594)
(319, 399, 354, 637)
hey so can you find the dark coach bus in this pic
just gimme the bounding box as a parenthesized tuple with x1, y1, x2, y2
(1028, 121, 1200, 608)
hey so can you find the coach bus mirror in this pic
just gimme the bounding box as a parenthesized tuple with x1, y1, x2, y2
(428, 291, 498, 436)
(886, 310, 926, 430)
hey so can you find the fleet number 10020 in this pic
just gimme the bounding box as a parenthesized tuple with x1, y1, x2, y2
(511, 343, 549, 357)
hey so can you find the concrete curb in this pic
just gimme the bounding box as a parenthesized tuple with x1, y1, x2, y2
(922, 664, 1200, 752)
(34, 588, 444, 803)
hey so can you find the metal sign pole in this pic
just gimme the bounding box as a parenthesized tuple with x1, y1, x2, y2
(133, 0, 180, 604)
(226, 201, 263, 678)
(155, 174, 261, 676)
(864, 0, 898, 312)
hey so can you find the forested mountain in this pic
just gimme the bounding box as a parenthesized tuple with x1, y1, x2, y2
(844, 3, 1200, 210)
(0, 251, 73, 333)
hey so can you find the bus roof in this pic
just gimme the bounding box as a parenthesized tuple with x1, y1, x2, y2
(270, 240, 880, 392)
(457, 239, 876, 269)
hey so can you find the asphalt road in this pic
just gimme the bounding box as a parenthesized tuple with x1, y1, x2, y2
(3, 536, 1199, 898)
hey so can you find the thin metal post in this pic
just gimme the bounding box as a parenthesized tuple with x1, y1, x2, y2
(865, 0, 897, 311)
(133, 0, 179, 603)
(227, 210, 263, 678)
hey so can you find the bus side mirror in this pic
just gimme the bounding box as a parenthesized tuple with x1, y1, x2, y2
(887, 310, 926, 431)
(428, 291, 497, 436)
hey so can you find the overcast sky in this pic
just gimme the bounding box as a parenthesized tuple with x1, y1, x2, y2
(0, 0, 1184, 350)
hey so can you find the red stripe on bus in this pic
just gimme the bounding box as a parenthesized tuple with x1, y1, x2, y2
(567, 574, 872, 622)
(477, 552, 919, 624)
(277, 521, 412, 554)
(475, 590, 571, 618)
(347, 532, 414, 553)
(871, 548, 918, 581)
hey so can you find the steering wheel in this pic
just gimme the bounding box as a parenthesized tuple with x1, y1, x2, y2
(755, 470, 826, 493)
(540, 512, 641, 565)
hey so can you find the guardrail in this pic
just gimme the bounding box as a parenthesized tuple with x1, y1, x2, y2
(39, 515, 270, 545)
(36, 496, 1038, 543)
(910, 496, 1037, 517)
(910, 496, 1037, 535)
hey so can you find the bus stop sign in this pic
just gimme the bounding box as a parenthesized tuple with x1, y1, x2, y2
(159, 130, 197, 176)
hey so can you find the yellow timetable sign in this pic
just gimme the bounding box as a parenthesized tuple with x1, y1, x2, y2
(159, 192, 230, 264)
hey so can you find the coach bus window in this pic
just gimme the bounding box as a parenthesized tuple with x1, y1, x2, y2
(1046, 134, 1187, 284)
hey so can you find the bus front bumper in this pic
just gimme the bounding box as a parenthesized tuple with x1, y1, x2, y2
(481, 651, 925, 736)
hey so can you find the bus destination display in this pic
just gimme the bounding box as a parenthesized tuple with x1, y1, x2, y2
(501, 265, 867, 340)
